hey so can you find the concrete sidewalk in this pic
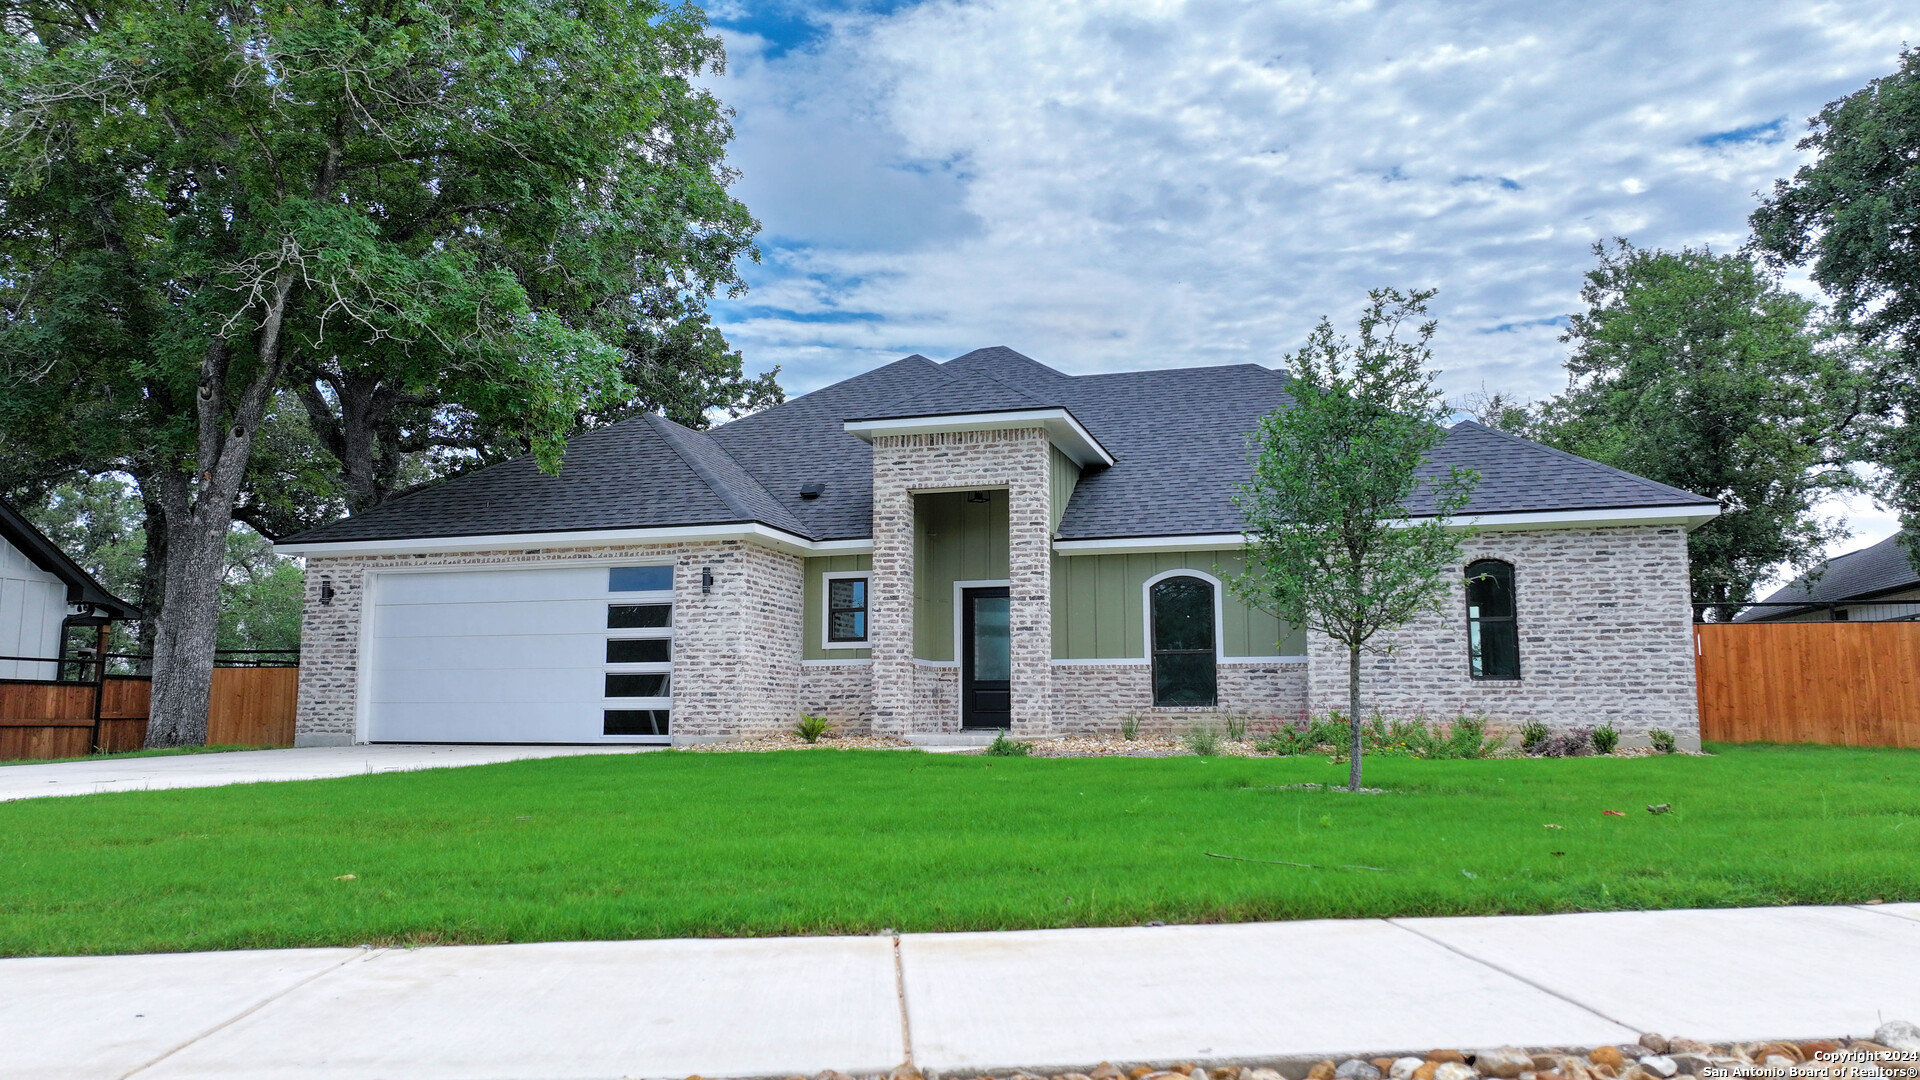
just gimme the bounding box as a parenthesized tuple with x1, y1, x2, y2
(0, 744, 657, 802)
(6, 903, 1917, 1080)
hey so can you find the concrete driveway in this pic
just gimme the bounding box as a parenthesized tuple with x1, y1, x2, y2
(0, 744, 658, 802)
(4, 904, 1917, 1079)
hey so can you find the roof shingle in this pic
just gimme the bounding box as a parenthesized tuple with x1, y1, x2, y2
(283, 347, 1715, 546)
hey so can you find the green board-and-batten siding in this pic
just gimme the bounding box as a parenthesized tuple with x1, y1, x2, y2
(802, 554, 873, 660)
(1050, 550, 1305, 659)
(914, 490, 1009, 662)
(1049, 447, 1079, 537)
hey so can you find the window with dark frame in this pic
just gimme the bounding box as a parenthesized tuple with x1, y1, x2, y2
(1465, 559, 1520, 679)
(1150, 576, 1217, 706)
(605, 590, 672, 738)
(826, 576, 869, 643)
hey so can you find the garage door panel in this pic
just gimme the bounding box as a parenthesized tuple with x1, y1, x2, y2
(366, 567, 673, 744)
(368, 633, 612, 671)
(375, 600, 603, 639)
(371, 667, 604, 706)
(377, 567, 616, 606)
(367, 702, 623, 743)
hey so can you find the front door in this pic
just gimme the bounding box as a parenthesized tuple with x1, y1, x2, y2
(961, 586, 1011, 729)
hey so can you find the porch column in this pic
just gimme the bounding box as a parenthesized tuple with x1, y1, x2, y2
(1007, 461, 1054, 737)
(869, 457, 915, 736)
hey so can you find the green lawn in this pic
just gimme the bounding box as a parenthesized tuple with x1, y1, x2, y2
(0, 743, 1916, 957)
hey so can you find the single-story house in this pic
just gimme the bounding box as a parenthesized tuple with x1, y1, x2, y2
(276, 347, 1718, 748)
(0, 497, 140, 680)
(1740, 532, 1920, 622)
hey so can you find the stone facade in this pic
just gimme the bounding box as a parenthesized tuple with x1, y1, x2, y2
(798, 661, 873, 732)
(294, 540, 802, 745)
(868, 427, 1055, 736)
(1304, 525, 1700, 746)
(293, 479, 1699, 745)
(909, 662, 961, 733)
(1051, 661, 1309, 734)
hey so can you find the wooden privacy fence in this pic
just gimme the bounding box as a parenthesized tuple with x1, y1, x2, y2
(1694, 623, 1920, 748)
(0, 667, 300, 761)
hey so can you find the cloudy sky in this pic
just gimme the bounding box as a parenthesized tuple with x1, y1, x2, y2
(701, 0, 1919, 570)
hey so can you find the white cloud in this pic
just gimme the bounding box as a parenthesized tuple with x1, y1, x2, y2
(709, 0, 1918, 557)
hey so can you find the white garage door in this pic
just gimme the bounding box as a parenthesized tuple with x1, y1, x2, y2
(366, 563, 675, 743)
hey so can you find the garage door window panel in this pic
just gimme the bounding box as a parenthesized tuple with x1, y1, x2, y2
(609, 604, 672, 629)
(606, 638, 671, 664)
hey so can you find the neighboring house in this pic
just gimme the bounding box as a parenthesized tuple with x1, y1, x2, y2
(276, 347, 1719, 748)
(0, 498, 140, 680)
(1740, 532, 1920, 622)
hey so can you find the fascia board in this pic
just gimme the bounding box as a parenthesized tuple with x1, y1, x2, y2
(276, 523, 874, 560)
(842, 409, 1115, 468)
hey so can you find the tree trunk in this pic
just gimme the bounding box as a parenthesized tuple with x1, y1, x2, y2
(134, 482, 168, 673)
(1348, 642, 1363, 791)
(144, 271, 295, 747)
(143, 480, 229, 747)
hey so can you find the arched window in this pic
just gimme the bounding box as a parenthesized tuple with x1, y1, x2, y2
(1465, 560, 1520, 679)
(1150, 575, 1217, 705)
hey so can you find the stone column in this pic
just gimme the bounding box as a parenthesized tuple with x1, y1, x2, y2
(869, 459, 916, 735)
(1007, 453, 1054, 737)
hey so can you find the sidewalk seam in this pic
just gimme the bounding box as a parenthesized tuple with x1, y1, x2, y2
(1851, 903, 1920, 925)
(1384, 919, 1640, 1035)
(116, 948, 382, 1079)
(892, 932, 915, 1066)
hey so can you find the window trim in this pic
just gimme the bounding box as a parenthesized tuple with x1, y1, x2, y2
(1464, 558, 1521, 681)
(820, 570, 872, 647)
(1143, 568, 1221, 707)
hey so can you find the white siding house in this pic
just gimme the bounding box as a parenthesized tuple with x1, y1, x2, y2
(0, 529, 68, 680)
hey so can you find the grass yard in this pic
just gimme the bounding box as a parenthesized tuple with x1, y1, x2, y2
(0, 742, 1916, 957)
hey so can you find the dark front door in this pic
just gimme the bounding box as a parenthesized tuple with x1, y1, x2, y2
(961, 586, 1011, 729)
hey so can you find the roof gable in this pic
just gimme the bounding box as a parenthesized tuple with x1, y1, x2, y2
(0, 498, 139, 617)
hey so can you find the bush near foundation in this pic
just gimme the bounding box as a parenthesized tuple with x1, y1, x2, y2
(1255, 713, 1504, 760)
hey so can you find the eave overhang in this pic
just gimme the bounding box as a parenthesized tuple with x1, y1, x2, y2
(842, 408, 1116, 468)
(275, 522, 875, 560)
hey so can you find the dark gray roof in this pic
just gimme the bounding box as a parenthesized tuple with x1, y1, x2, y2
(0, 497, 140, 618)
(1742, 531, 1920, 619)
(285, 413, 806, 544)
(283, 346, 1716, 546)
(1410, 422, 1717, 518)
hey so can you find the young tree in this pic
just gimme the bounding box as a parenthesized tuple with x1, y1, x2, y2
(0, 0, 758, 744)
(1531, 241, 1866, 617)
(1750, 48, 1920, 535)
(1235, 288, 1476, 791)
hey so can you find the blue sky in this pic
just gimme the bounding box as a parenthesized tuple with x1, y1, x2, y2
(700, 0, 1919, 573)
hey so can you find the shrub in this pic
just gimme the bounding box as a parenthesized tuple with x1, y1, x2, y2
(1432, 715, 1504, 759)
(1306, 714, 1351, 749)
(1591, 722, 1620, 755)
(1118, 712, 1141, 741)
(793, 715, 832, 744)
(1182, 722, 1222, 756)
(1223, 712, 1250, 741)
(1520, 720, 1551, 754)
(985, 732, 1032, 757)
(1649, 727, 1677, 754)
(1256, 725, 1310, 756)
(1535, 726, 1593, 758)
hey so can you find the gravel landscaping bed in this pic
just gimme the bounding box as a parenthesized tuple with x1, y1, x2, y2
(679, 732, 1707, 759)
(683, 733, 914, 752)
(771, 1025, 1920, 1080)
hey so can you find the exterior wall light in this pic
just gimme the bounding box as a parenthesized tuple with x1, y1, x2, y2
(319, 579, 335, 606)
(701, 567, 714, 594)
